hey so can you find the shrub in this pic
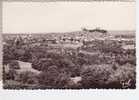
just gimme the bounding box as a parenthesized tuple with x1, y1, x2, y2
(32, 58, 54, 71)
(38, 65, 71, 88)
(3, 45, 16, 61)
(108, 63, 136, 88)
(3, 61, 19, 81)
(55, 72, 71, 88)
(81, 64, 114, 88)
(3, 69, 17, 81)
(16, 71, 38, 84)
(38, 65, 59, 88)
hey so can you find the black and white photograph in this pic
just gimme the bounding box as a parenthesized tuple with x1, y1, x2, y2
(2, 1, 136, 89)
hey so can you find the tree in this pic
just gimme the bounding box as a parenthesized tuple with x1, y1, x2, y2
(38, 65, 59, 88)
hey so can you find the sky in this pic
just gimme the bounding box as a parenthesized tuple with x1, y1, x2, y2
(2, 2, 135, 33)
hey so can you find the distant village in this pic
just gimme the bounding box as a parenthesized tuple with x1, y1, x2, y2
(3, 28, 135, 52)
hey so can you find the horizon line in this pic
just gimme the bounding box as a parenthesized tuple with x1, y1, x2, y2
(2, 29, 136, 34)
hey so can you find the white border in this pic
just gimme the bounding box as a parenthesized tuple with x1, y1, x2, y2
(0, 1, 138, 100)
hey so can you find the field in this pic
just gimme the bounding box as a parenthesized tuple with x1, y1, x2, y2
(2, 30, 136, 89)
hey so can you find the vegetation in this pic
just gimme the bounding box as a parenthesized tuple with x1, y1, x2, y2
(3, 33, 136, 89)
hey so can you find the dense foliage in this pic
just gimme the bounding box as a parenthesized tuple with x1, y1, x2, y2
(3, 34, 136, 89)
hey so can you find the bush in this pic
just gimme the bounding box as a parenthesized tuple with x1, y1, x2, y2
(38, 65, 59, 88)
(55, 72, 71, 88)
(3, 45, 16, 61)
(81, 64, 114, 88)
(38, 65, 70, 88)
(3, 69, 17, 81)
(81, 63, 136, 89)
(16, 71, 38, 84)
(32, 58, 54, 71)
(3, 61, 19, 81)
(108, 63, 136, 88)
